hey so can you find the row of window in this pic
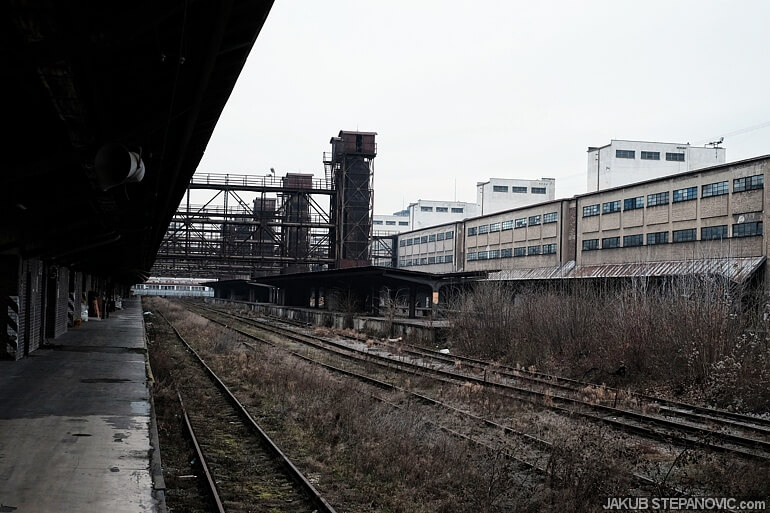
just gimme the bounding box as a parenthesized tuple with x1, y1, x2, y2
(616, 150, 685, 161)
(581, 222, 762, 251)
(400, 255, 454, 266)
(399, 230, 455, 247)
(136, 284, 209, 291)
(468, 211, 558, 235)
(419, 206, 465, 213)
(374, 220, 410, 226)
(582, 175, 764, 217)
(491, 185, 548, 194)
(467, 243, 558, 261)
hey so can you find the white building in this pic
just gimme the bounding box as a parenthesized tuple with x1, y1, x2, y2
(476, 177, 556, 215)
(407, 200, 480, 230)
(373, 212, 411, 234)
(587, 140, 726, 192)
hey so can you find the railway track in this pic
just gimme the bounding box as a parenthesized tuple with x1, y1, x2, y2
(174, 302, 692, 495)
(154, 310, 337, 513)
(188, 301, 770, 463)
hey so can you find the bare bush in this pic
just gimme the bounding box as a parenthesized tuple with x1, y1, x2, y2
(446, 276, 770, 410)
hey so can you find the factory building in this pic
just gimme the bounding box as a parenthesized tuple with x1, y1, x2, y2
(395, 155, 770, 287)
(587, 140, 726, 192)
(476, 177, 556, 215)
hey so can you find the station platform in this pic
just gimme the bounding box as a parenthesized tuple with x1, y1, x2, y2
(0, 297, 164, 512)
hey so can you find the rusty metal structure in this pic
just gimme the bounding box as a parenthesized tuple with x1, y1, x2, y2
(152, 131, 377, 279)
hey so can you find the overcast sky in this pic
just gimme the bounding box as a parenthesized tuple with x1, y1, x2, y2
(196, 0, 770, 215)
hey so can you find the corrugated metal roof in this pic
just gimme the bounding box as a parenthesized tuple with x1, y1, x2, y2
(487, 257, 765, 283)
(488, 261, 576, 281)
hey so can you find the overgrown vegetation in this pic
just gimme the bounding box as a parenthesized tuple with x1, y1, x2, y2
(446, 278, 770, 411)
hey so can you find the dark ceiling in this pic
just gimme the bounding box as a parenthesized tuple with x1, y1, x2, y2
(1, 0, 274, 283)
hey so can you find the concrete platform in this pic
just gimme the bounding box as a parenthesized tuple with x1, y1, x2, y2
(0, 297, 164, 512)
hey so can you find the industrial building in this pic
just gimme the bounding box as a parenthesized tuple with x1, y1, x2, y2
(396, 155, 769, 286)
(476, 177, 556, 215)
(587, 139, 726, 192)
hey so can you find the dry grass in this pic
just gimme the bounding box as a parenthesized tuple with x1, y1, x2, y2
(445, 279, 770, 412)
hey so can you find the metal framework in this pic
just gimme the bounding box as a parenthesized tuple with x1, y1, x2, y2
(151, 173, 336, 279)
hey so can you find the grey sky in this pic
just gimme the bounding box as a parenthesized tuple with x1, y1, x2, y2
(197, 0, 770, 215)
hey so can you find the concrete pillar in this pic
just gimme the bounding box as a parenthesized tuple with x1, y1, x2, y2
(408, 287, 416, 319)
(314, 288, 320, 309)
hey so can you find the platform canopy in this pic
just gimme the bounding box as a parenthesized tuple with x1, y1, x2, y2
(1, 1, 274, 283)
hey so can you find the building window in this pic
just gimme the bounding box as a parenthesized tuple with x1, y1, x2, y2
(583, 204, 600, 217)
(489, 222, 501, 232)
(602, 237, 620, 249)
(446, 231, 454, 239)
(489, 249, 500, 259)
(478, 225, 489, 234)
(641, 151, 660, 160)
(514, 247, 526, 257)
(543, 212, 558, 223)
(733, 174, 764, 192)
(702, 181, 728, 198)
(582, 239, 599, 251)
(421, 236, 428, 243)
(420, 258, 427, 265)
(647, 231, 668, 245)
(444, 254, 453, 263)
(500, 248, 512, 258)
(532, 187, 547, 194)
(647, 191, 669, 207)
(436, 206, 448, 212)
(493, 185, 508, 192)
(602, 200, 621, 214)
(673, 186, 697, 202)
(478, 251, 488, 260)
(420, 206, 433, 212)
(502, 220, 513, 230)
(451, 207, 464, 213)
(702, 225, 728, 240)
(528, 215, 541, 226)
(428, 256, 435, 264)
(542, 243, 557, 254)
(616, 149, 635, 159)
(386, 220, 396, 225)
(527, 245, 541, 255)
(428, 234, 436, 242)
(467, 252, 477, 261)
(406, 238, 413, 246)
(672, 228, 696, 243)
(511, 186, 527, 193)
(733, 221, 762, 238)
(624, 197, 644, 210)
(373, 220, 383, 225)
(623, 234, 643, 247)
(666, 152, 685, 162)
(398, 221, 409, 226)
(515, 218, 527, 228)
(436, 232, 445, 241)
(399, 240, 406, 247)
(467, 227, 477, 236)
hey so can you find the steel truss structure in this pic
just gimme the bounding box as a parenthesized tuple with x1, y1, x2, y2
(152, 132, 377, 279)
(151, 173, 336, 279)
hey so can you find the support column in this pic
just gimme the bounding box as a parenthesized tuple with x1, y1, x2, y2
(408, 287, 416, 319)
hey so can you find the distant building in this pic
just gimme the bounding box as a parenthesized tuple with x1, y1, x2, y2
(476, 177, 556, 215)
(373, 212, 411, 234)
(407, 200, 480, 230)
(587, 140, 726, 192)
